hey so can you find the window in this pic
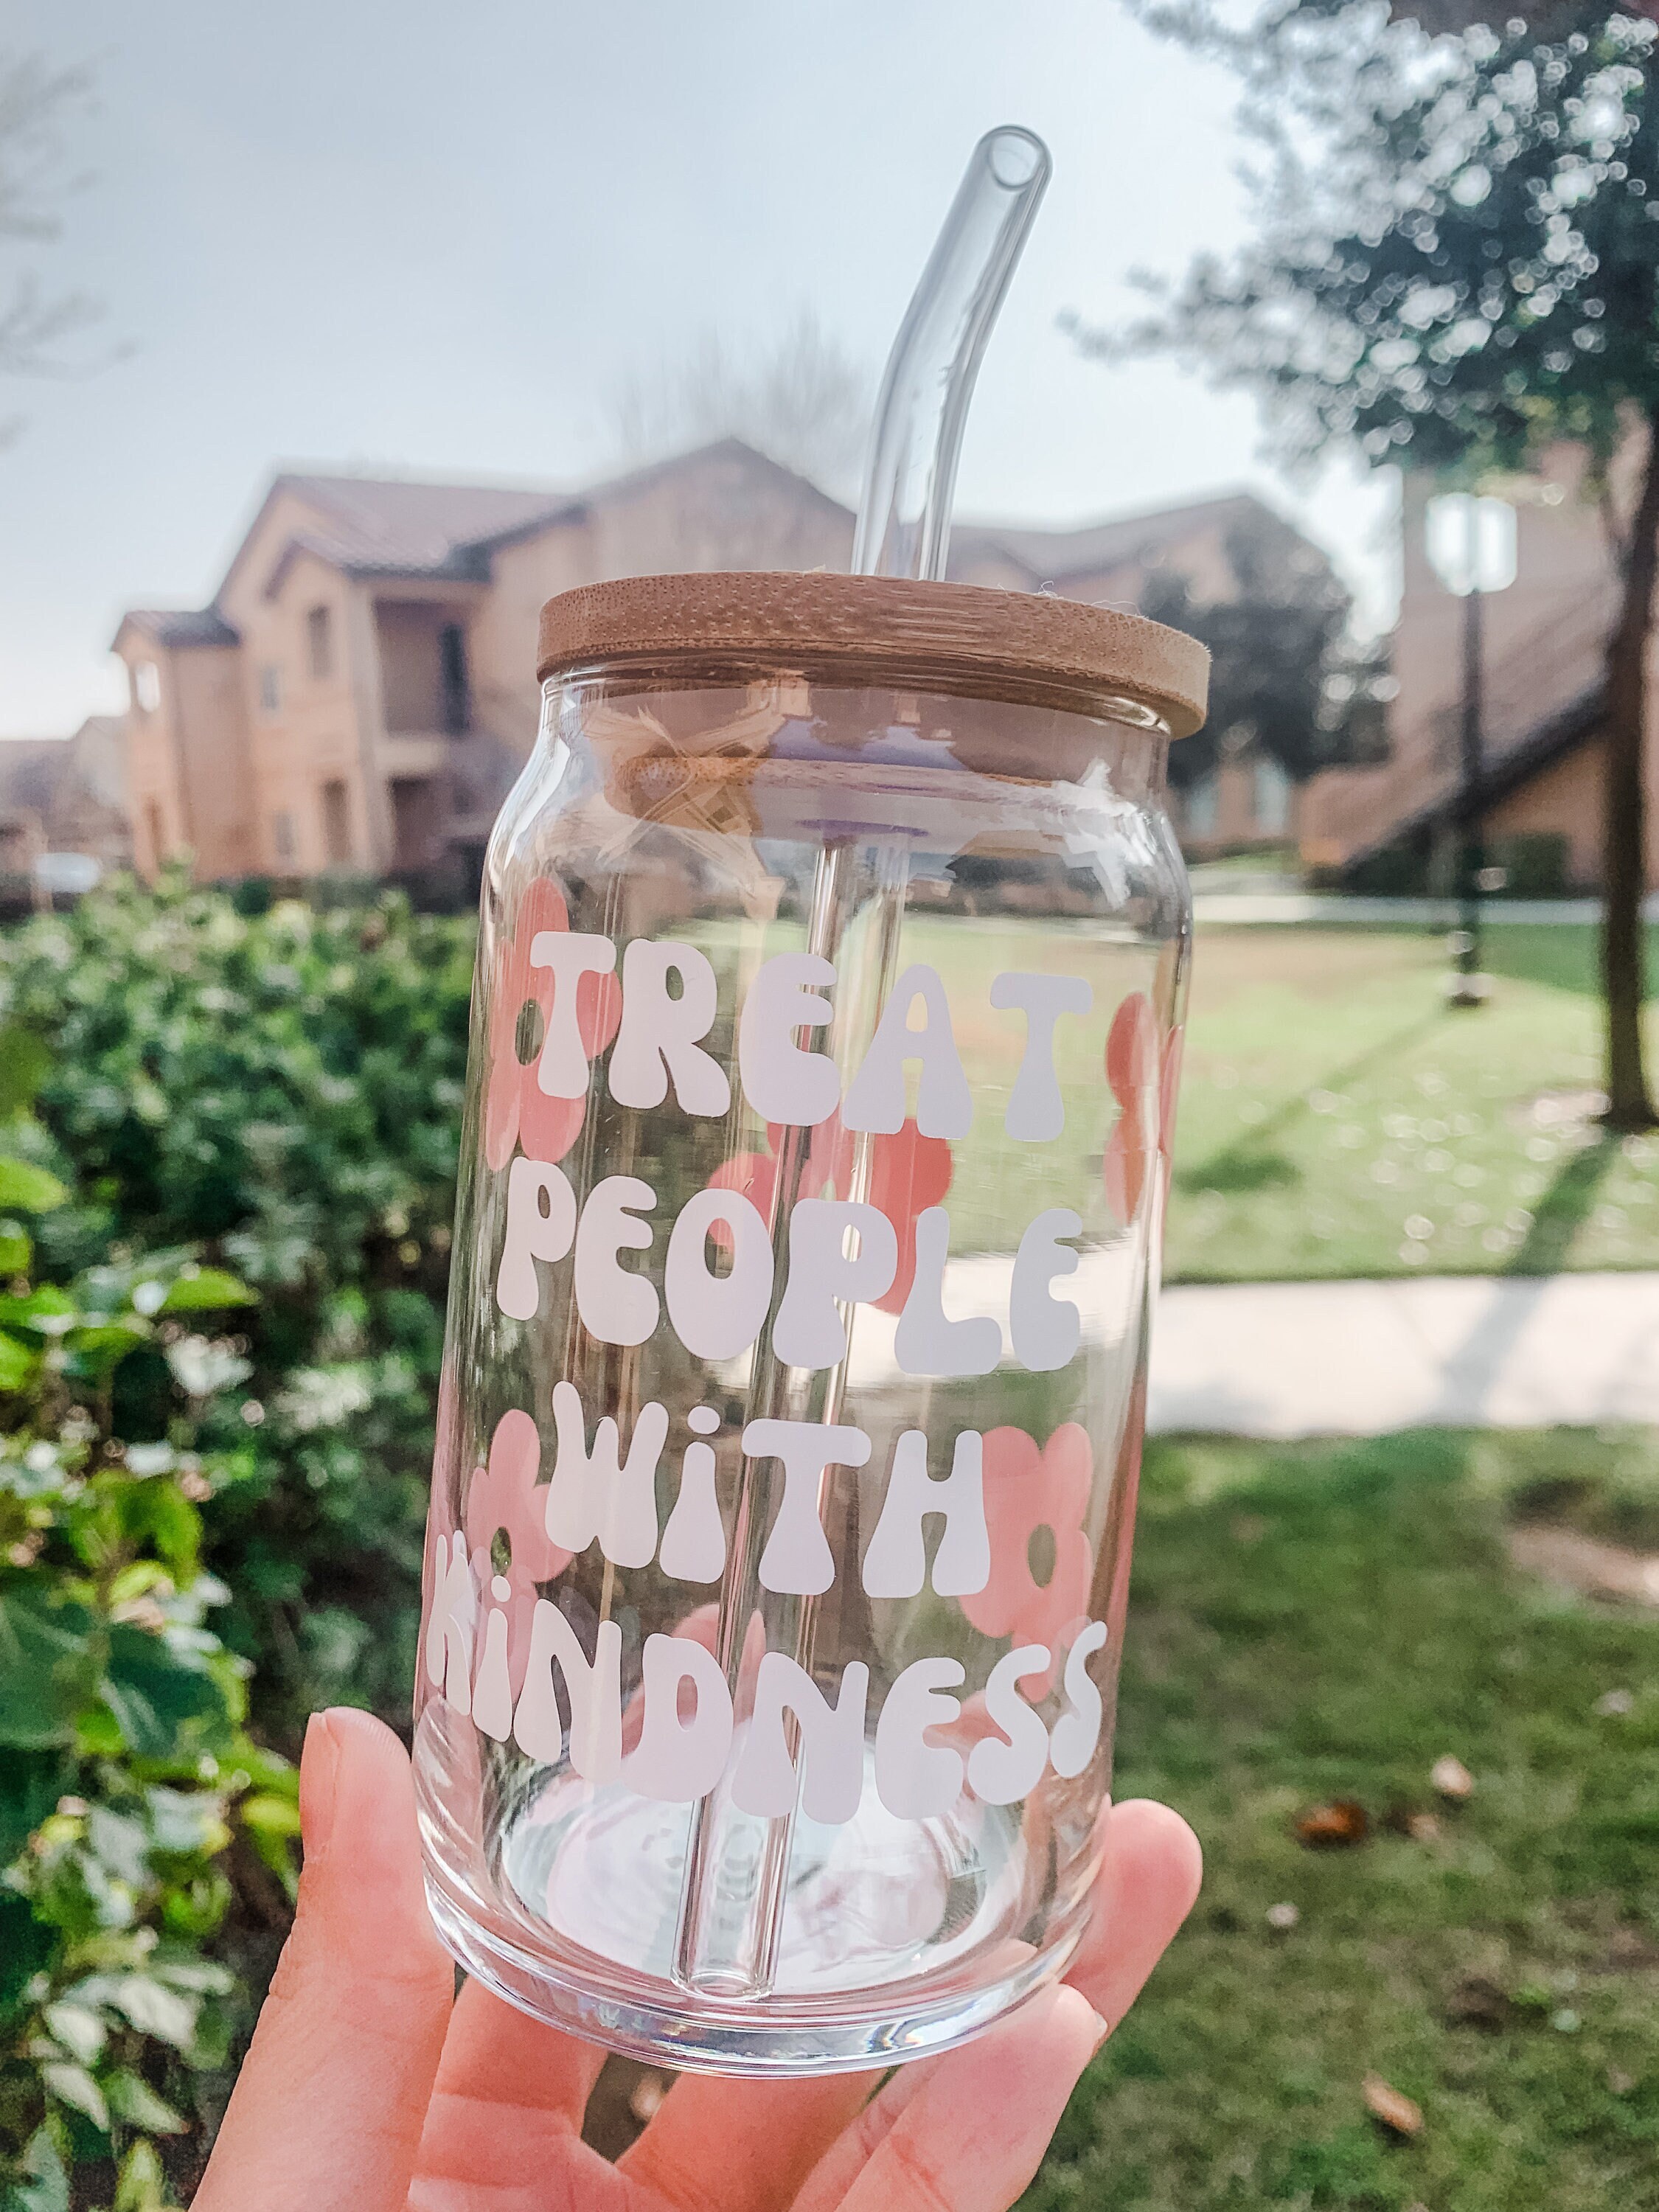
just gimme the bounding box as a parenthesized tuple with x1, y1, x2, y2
(439, 622, 469, 735)
(1253, 754, 1291, 836)
(1184, 773, 1219, 839)
(133, 661, 161, 714)
(320, 779, 352, 868)
(307, 605, 333, 681)
(259, 665, 282, 716)
(271, 810, 296, 866)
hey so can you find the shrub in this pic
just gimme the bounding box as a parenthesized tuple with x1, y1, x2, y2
(0, 1135, 299, 2211)
(0, 872, 476, 1740)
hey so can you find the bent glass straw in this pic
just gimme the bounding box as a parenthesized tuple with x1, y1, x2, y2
(673, 126, 1052, 2005)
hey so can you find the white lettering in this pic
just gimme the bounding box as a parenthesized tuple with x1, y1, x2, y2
(738, 951, 840, 1125)
(1049, 1620, 1109, 1779)
(861, 1429, 990, 1599)
(990, 973, 1092, 1141)
(529, 932, 617, 1100)
(771, 1200, 897, 1369)
(495, 1156, 577, 1321)
(545, 1380, 667, 1568)
(512, 1599, 623, 1781)
(875, 1656, 965, 1820)
(664, 1186, 773, 1361)
(744, 1417, 872, 1595)
(894, 1208, 1001, 1377)
(841, 963, 973, 1138)
(731, 1653, 869, 1824)
(1009, 1208, 1083, 1373)
(608, 939, 730, 1116)
(573, 1175, 660, 1346)
(622, 1634, 734, 1803)
(966, 1644, 1051, 1806)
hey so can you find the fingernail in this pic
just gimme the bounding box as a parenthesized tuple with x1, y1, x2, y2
(1087, 2004, 1112, 2056)
(299, 1710, 341, 1855)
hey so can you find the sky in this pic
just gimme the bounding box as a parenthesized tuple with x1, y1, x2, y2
(0, 0, 1399, 738)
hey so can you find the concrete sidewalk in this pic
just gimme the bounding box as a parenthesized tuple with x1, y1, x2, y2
(1147, 1270, 1659, 1439)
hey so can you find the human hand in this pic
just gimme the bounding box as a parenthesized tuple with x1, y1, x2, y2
(195, 1708, 1200, 2212)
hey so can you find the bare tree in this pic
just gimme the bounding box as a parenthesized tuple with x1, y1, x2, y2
(613, 307, 872, 498)
(1, 49, 99, 439)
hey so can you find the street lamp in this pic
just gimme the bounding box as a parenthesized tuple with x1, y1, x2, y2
(1425, 490, 1517, 1005)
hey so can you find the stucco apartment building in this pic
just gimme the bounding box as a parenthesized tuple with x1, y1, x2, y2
(1303, 443, 1632, 892)
(114, 440, 1309, 883)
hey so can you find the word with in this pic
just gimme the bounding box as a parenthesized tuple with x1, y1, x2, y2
(475, 1385, 1001, 1598)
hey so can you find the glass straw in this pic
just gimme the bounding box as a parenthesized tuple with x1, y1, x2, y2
(673, 125, 1052, 2003)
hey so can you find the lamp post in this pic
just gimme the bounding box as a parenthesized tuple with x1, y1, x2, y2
(1425, 490, 1517, 1005)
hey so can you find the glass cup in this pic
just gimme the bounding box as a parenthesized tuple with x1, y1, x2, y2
(414, 573, 1205, 2073)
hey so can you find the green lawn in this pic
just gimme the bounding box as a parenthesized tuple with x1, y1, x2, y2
(1166, 925, 1659, 1282)
(1031, 1426, 1659, 2211)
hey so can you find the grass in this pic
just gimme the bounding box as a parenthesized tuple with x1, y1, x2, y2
(1029, 1425, 1659, 2211)
(1165, 924, 1659, 1282)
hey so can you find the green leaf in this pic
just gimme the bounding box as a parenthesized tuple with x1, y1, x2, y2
(0, 1027, 51, 1116)
(103, 1972, 198, 2051)
(240, 1790, 302, 1838)
(114, 2138, 167, 2212)
(0, 1218, 30, 1273)
(0, 1586, 97, 1748)
(104, 2069, 186, 2135)
(41, 2059, 108, 2132)
(0, 1158, 68, 1214)
(100, 1625, 229, 1761)
(41, 2001, 107, 2067)
(0, 1328, 36, 1392)
(6, 2128, 69, 2212)
(158, 1265, 257, 1313)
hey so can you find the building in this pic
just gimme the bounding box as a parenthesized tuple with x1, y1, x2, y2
(0, 716, 131, 908)
(1304, 444, 1629, 893)
(112, 442, 1320, 886)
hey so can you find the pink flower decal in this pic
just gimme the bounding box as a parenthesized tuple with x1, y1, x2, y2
(483, 878, 622, 1172)
(709, 1114, 952, 1316)
(961, 1422, 1094, 1656)
(464, 1408, 571, 1693)
(1102, 992, 1182, 1226)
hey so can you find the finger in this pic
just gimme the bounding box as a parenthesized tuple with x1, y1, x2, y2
(412, 1978, 610, 2205)
(619, 2067, 880, 2212)
(795, 1793, 1200, 2209)
(195, 1709, 456, 2212)
(796, 1984, 1105, 2212)
(1065, 1798, 1203, 2030)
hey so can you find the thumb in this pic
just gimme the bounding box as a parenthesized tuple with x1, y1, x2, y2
(195, 1708, 455, 2212)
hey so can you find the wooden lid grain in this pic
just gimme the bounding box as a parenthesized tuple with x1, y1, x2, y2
(536, 572, 1208, 737)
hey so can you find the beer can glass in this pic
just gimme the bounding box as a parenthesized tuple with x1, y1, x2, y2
(414, 573, 1206, 2073)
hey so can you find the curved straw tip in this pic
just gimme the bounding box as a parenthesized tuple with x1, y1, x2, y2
(976, 124, 1051, 192)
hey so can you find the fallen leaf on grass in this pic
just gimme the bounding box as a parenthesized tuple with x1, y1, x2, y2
(1384, 1805, 1440, 1842)
(1363, 2072, 1423, 2138)
(1295, 1799, 1368, 1848)
(1430, 1755, 1473, 1800)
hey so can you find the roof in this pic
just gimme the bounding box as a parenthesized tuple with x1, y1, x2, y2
(262, 473, 581, 588)
(1343, 684, 1604, 873)
(952, 490, 1276, 588)
(119, 607, 240, 649)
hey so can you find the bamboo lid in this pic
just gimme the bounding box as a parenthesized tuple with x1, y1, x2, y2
(536, 572, 1208, 737)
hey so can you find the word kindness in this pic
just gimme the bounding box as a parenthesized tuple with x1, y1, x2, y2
(427, 1398, 1108, 1823)
(495, 938, 1097, 1378)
